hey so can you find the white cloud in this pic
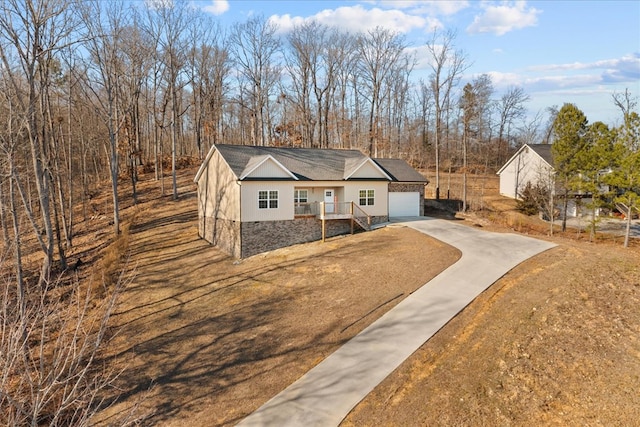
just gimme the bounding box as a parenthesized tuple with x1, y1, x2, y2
(203, 0, 229, 16)
(268, 13, 307, 33)
(406, 45, 444, 70)
(525, 54, 640, 83)
(467, 1, 540, 36)
(482, 66, 633, 100)
(376, 0, 470, 16)
(269, 5, 434, 35)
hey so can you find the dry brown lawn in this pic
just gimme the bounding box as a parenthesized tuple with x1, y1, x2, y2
(67, 167, 638, 426)
(91, 168, 459, 426)
(342, 238, 640, 426)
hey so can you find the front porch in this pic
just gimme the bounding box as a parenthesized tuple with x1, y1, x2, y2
(295, 201, 373, 241)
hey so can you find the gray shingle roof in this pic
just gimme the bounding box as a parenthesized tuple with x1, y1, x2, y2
(528, 144, 554, 165)
(214, 144, 422, 182)
(373, 158, 428, 183)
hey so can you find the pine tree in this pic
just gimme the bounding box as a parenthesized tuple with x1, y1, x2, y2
(551, 103, 588, 231)
(607, 111, 640, 247)
(577, 121, 616, 240)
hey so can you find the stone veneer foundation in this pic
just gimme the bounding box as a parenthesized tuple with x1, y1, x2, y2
(199, 215, 387, 258)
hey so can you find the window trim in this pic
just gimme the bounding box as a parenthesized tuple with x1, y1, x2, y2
(258, 190, 279, 209)
(294, 189, 308, 204)
(358, 189, 375, 206)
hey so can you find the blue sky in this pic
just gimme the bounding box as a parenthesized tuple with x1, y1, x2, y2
(197, 0, 640, 126)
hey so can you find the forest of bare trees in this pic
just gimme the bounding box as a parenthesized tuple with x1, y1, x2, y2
(1, 0, 548, 284)
(1, 1, 636, 424)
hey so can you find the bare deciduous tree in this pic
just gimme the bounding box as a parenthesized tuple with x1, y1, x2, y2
(0, 0, 80, 284)
(145, 0, 192, 200)
(0, 266, 132, 426)
(356, 27, 408, 156)
(229, 15, 281, 147)
(495, 86, 530, 165)
(425, 29, 468, 199)
(80, 0, 132, 236)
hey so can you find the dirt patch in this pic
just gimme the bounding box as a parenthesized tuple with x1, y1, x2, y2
(95, 169, 460, 426)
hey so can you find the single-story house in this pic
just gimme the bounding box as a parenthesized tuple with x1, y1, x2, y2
(194, 144, 428, 258)
(497, 143, 604, 218)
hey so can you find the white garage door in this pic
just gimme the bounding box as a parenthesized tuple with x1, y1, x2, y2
(389, 192, 420, 217)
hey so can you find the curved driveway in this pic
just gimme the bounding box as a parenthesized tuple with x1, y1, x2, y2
(238, 218, 557, 427)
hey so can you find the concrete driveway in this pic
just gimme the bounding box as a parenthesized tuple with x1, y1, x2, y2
(237, 218, 557, 427)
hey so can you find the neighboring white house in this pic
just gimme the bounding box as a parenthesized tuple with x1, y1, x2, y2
(497, 143, 554, 199)
(497, 143, 607, 218)
(194, 144, 428, 258)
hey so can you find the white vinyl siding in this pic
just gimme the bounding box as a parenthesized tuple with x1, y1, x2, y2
(240, 181, 388, 221)
(241, 182, 294, 222)
(196, 150, 241, 221)
(347, 160, 388, 179)
(344, 182, 387, 216)
(243, 158, 294, 179)
(258, 190, 279, 209)
(499, 147, 554, 199)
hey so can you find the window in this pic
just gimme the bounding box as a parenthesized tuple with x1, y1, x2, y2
(359, 189, 374, 206)
(258, 190, 278, 209)
(294, 189, 308, 204)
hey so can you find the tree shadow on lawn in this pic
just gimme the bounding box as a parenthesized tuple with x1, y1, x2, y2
(98, 234, 413, 425)
(95, 189, 452, 425)
(98, 274, 358, 426)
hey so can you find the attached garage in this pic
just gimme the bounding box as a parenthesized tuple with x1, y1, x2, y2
(372, 158, 428, 218)
(389, 192, 421, 217)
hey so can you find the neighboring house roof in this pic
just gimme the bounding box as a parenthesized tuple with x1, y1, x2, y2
(195, 144, 424, 182)
(373, 158, 428, 183)
(497, 143, 554, 175)
(528, 144, 554, 165)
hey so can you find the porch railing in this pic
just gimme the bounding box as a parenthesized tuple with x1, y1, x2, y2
(351, 203, 372, 231)
(294, 202, 315, 215)
(296, 201, 372, 229)
(317, 201, 358, 218)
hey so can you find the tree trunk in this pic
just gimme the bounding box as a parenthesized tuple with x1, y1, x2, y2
(549, 191, 555, 236)
(462, 128, 467, 211)
(561, 189, 568, 232)
(0, 180, 9, 248)
(171, 77, 178, 200)
(624, 206, 632, 248)
(9, 160, 25, 319)
(109, 100, 121, 236)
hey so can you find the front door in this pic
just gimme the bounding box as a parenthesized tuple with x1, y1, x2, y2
(324, 189, 335, 213)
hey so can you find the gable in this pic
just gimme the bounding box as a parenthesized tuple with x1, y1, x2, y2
(343, 158, 391, 180)
(497, 143, 554, 176)
(240, 155, 298, 180)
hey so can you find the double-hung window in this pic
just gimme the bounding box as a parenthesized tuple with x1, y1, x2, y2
(359, 189, 374, 206)
(258, 190, 278, 209)
(294, 189, 308, 205)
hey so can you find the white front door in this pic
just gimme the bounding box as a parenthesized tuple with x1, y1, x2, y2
(324, 189, 335, 213)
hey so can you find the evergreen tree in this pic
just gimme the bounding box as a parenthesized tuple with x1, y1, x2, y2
(578, 121, 616, 240)
(551, 103, 588, 231)
(607, 111, 640, 247)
